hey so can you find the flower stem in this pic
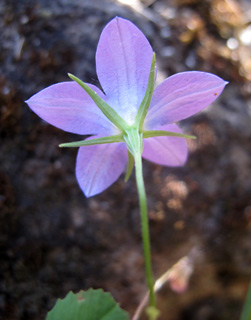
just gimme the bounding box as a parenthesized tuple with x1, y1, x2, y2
(134, 152, 157, 317)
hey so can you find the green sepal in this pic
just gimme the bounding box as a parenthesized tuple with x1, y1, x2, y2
(68, 73, 128, 132)
(46, 289, 129, 320)
(125, 151, 134, 182)
(143, 130, 196, 139)
(59, 134, 124, 148)
(135, 53, 155, 130)
(124, 127, 143, 157)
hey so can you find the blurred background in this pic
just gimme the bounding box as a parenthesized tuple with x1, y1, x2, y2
(0, 0, 251, 319)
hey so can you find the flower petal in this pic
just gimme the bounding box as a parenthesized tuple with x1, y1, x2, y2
(26, 82, 116, 135)
(142, 124, 188, 166)
(96, 17, 153, 124)
(145, 72, 228, 128)
(76, 141, 128, 197)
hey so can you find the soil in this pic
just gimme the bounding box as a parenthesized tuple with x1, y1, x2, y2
(0, 0, 251, 319)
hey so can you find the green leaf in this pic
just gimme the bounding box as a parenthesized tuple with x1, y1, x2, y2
(59, 134, 124, 148)
(46, 289, 129, 320)
(68, 73, 128, 132)
(240, 281, 251, 320)
(125, 151, 134, 182)
(135, 53, 155, 130)
(143, 130, 196, 139)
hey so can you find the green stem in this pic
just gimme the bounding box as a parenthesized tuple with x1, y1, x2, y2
(134, 152, 156, 309)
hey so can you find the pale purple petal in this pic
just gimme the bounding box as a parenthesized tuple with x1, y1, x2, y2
(96, 17, 153, 124)
(26, 82, 116, 135)
(76, 140, 128, 197)
(142, 124, 188, 166)
(145, 72, 228, 128)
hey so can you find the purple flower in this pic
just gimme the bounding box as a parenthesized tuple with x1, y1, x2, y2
(26, 17, 227, 197)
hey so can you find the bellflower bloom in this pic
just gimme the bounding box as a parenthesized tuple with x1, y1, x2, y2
(26, 17, 227, 197)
